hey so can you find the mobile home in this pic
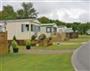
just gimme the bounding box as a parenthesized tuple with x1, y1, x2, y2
(0, 19, 41, 41)
(57, 26, 67, 33)
(40, 23, 57, 37)
(86, 29, 90, 35)
(56, 26, 67, 41)
(0, 22, 6, 32)
(65, 28, 78, 39)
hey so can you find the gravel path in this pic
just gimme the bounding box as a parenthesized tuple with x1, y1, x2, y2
(18, 47, 74, 54)
(23, 49, 74, 54)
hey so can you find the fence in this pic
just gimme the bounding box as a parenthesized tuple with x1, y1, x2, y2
(0, 32, 8, 55)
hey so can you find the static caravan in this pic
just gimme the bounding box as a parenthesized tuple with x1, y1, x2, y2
(53, 26, 67, 42)
(65, 28, 78, 39)
(40, 23, 57, 37)
(1, 19, 41, 42)
(0, 22, 6, 32)
(86, 29, 90, 35)
(57, 26, 67, 33)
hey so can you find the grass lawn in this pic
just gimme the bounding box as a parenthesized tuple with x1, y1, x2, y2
(0, 35, 90, 71)
(0, 53, 74, 71)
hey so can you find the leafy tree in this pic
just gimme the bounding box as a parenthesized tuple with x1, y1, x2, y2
(38, 16, 65, 25)
(17, 2, 38, 19)
(0, 5, 16, 20)
(38, 16, 50, 23)
(66, 23, 72, 28)
(72, 22, 80, 32)
(0, 11, 3, 20)
(53, 20, 65, 26)
(17, 9, 25, 19)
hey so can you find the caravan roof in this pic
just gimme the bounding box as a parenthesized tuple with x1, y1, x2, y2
(41, 23, 57, 27)
(0, 19, 40, 24)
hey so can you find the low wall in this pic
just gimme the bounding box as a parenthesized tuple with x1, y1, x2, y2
(8, 40, 26, 46)
(66, 32, 78, 39)
(0, 32, 8, 55)
(51, 32, 66, 42)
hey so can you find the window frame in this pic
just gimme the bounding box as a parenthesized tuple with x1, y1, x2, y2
(21, 24, 29, 32)
(31, 24, 40, 32)
(46, 27, 52, 33)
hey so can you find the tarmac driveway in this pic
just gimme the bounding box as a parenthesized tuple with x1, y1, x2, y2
(72, 41, 90, 71)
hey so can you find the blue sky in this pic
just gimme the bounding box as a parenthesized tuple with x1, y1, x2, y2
(0, 0, 90, 23)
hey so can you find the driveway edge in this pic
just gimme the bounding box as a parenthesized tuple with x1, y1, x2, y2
(71, 41, 90, 71)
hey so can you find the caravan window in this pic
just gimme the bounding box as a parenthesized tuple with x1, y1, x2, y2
(31, 24, 34, 31)
(46, 27, 52, 33)
(21, 24, 29, 32)
(31, 24, 40, 32)
(53, 27, 57, 32)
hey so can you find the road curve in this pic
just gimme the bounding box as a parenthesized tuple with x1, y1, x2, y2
(72, 41, 90, 71)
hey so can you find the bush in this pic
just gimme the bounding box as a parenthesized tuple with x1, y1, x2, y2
(47, 37, 53, 46)
(13, 35, 17, 41)
(48, 37, 52, 41)
(11, 40, 19, 53)
(26, 40, 31, 49)
(38, 34, 46, 40)
(11, 40, 18, 48)
(31, 35, 37, 41)
(26, 40, 31, 46)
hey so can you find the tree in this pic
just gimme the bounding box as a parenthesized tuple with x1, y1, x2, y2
(53, 20, 65, 26)
(72, 22, 80, 32)
(66, 23, 72, 28)
(17, 2, 38, 19)
(0, 5, 16, 20)
(38, 16, 65, 25)
(17, 9, 25, 19)
(38, 16, 50, 23)
(0, 11, 3, 20)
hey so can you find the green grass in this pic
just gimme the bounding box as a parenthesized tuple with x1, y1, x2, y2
(64, 35, 90, 43)
(34, 43, 81, 50)
(0, 53, 74, 71)
(0, 35, 90, 71)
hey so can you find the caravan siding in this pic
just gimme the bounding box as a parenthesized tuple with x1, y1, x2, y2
(40, 26, 52, 37)
(6, 21, 31, 40)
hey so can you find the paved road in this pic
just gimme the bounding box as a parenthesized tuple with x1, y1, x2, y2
(72, 41, 90, 71)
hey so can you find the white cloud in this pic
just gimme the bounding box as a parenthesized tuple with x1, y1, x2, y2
(42, 8, 89, 22)
(57, 10, 66, 19)
(65, 9, 87, 19)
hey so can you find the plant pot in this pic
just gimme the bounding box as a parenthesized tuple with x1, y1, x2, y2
(26, 45, 31, 49)
(13, 48, 18, 53)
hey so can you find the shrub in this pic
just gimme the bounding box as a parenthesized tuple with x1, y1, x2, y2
(48, 37, 52, 41)
(11, 40, 19, 53)
(31, 35, 37, 41)
(11, 40, 18, 48)
(26, 40, 31, 46)
(38, 34, 46, 40)
(13, 35, 17, 41)
(26, 40, 31, 49)
(47, 37, 53, 46)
